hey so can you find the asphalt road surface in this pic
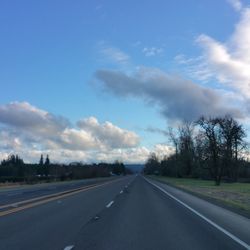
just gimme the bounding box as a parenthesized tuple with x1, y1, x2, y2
(0, 175, 249, 250)
(0, 176, 118, 206)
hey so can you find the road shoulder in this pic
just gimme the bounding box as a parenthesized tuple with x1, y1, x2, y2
(145, 176, 250, 247)
(148, 175, 250, 219)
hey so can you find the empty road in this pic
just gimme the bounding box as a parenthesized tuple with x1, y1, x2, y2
(0, 175, 249, 250)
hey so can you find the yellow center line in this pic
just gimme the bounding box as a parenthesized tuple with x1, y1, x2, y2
(0, 178, 124, 217)
(0, 183, 98, 210)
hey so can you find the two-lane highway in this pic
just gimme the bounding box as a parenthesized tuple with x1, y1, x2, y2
(0, 175, 249, 250)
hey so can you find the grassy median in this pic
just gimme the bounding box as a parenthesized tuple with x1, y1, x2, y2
(150, 175, 250, 217)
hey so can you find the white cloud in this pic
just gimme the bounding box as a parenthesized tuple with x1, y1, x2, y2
(193, 7, 250, 98)
(0, 101, 173, 164)
(77, 117, 139, 149)
(227, 0, 243, 11)
(142, 47, 164, 57)
(174, 54, 196, 65)
(93, 144, 174, 164)
(60, 128, 99, 150)
(173, 3, 250, 120)
(100, 45, 130, 65)
(0, 102, 140, 163)
(94, 147, 150, 164)
(0, 130, 22, 151)
(153, 144, 174, 160)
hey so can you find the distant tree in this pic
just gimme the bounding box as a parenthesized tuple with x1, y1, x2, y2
(196, 116, 246, 184)
(45, 155, 50, 166)
(168, 126, 179, 160)
(217, 116, 246, 181)
(39, 154, 44, 166)
(1, 154, 24, 177)
(1, 154, 24, 167)
(160, 155, 177, 177)
(44, 155, 50, 177)
(166, 122, 196, 177)
(197, 117, 223, 185)
(16, 155, 25, 177)
(178, 122, 195, 176)
(144, 153, 160, 175)
(112, 160, 125, 175)
(193, 131, 208, 178)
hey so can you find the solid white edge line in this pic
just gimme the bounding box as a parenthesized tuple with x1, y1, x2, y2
(106, 201, 114, 208)
(144, 177, 250, 250)
(64, 245, 74, 250)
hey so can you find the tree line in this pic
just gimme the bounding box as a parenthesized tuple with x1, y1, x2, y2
(144, 115, 250, 185)
(0, 154, 129, 183)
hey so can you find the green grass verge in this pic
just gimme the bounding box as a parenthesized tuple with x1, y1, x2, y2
(150, 175, 250, 216)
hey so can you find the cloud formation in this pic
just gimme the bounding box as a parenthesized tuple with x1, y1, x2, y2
(77, 117, 139, 149)
(0, 102, 69, 137)
(227, 0, 243, 11)
(93, 144, 174, 164)
(95, 67, 242, 122)
(100, 45, 130, 65)
(142, 47, 164, 57)
(172, 1, 250, 120)
(0, 102, 140, 162)
(192, 4, 250, 99)
(0, 102, 174, 163)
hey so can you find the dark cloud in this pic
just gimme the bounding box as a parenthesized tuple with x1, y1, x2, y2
(145, 126, 168, 136)
(95, 67, 243, 121)
(0, 102, 70, 136)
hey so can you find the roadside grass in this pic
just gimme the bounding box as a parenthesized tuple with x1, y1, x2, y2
(150, 175, 250, 215)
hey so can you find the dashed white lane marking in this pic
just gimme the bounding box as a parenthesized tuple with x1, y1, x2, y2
(125, 185, 128, 188)
(106, 201, 114, 208)
(64, 245, 74, 250)
(120, 190, 123, 194)
(144, 178, 250, 250)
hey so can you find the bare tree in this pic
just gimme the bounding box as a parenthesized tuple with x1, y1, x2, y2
(167, 126, 179, 159)
(197, 116, 246, 184)
(144, 153, 160, 175)
(197, 117, 223, 185)
(218, 116, 246, 181)
(178, 122, 195, 176)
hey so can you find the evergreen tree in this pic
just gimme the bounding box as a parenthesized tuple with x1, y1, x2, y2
(39, 154, 44, 165)
(45, 155, 50, 166)
(44, 155, 50, 177)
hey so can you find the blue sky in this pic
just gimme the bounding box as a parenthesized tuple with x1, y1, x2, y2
(0, 0, 250, 163)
